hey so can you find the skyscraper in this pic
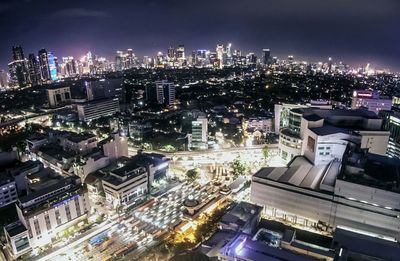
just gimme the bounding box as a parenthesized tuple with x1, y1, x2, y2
(27, 54, 41, 86)
(176, 45, 185, 66)
(47, 52, 58, 81)
(115, 51, 124, 71)
(262, 49, 271, 65)
(167, 46, 176, 61)
(38, 49, 50, 81)
(9, 46, 29, 87)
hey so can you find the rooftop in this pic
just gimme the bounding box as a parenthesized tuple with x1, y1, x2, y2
(309, 124, 350, 136)
(66, 132, 96, 143)
(253, 156, 340, 191)
(5, 222, 27, 237)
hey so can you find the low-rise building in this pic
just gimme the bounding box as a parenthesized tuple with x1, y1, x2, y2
(46, 86, 71, 108)
(60, 132, 98, 154)
(76, 98, 120, 122)
(351, 89, 392, 114)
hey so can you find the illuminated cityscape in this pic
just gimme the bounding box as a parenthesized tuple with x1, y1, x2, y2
(1, 1, 400, 261)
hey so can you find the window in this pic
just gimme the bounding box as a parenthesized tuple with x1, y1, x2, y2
(65, 205, 72, 221)
(33, 219, 41, 236)
(55, 209, 62, 225)
(307, 137, 315, 152)
(44, 214, 51, 230)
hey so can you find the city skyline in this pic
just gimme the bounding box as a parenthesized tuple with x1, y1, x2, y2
(0, 0, 399, 71)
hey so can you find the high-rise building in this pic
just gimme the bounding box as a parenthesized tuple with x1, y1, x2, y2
(146, 80, 176, 105)
(156, 80, 175, 105)
(27, 54, 40, 86)
(115, 51, 124, 71)
(189, 116, 208, 150)
(167, 46, 176, 62)
(47, 52, 58, 81)
(38, 49, 50, 81)
(262, 48, 271, 65)
(176, 45, 185, 66)
(9, 46, 29, 87)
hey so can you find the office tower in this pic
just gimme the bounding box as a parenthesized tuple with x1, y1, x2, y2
(115, 51, 124, 71)
(246, 53, 257, 66)
(216, 44, 225, 68)
(167, 46, 176, 62)
(216, 44, 224, 61)
(0, 70, 8, 88)
(176, 45, 185, 66)
(61, 56, 77, 77)
(9, 46, 29, 87)
(47, 52, 58, 81)
(351, 90, 392, 114)
(46, 86, 71, 107)
(145, 80, 176, 105)
(176, 45, 185, 59)
(126, 48, 134, 69)
(160, 80, 175, 105)
(12, 46, 24, 61)
(77, 98, 120, 122)
(262, 48, 271, 65)
(189, 116, 208, 150)
(27, 54, 40, 86)
(38, 49, 50, 81)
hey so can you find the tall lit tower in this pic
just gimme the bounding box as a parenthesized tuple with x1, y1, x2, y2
(38, 49, 50, 81)
(9, 46, 29, 87)
(27, 53, 41, 86)
(48, 52, 58, 81)
(262, 49, 271, 65)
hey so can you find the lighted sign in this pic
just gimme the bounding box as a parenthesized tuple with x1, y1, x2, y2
(354, 90, 373, 98)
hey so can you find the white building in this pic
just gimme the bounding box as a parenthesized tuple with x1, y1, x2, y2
(274, 101, 331, 134)
(155, 80, 176, 105)
(46, 86, 71, 108)
(189, 116, 208, 150)
(4, 174, 90, 258)
(244, 117, 273, 134)
(351, 90, 392, 114)
(101, 151, 169, 208)
(278, 108, 389, 163)
(251, 137, 400, 242)
(76, 98, 120, 122)
(102, 133, 129, 161)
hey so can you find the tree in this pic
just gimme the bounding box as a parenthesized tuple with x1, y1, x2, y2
(262, 145, 270, 160)
(230, 157, 246, 179)
(186, 168, 200, 181)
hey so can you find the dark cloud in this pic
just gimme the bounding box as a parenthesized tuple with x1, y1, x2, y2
(48, 8, 110, 19)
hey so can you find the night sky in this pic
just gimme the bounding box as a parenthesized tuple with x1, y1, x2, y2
(1, 0, 399, 71)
